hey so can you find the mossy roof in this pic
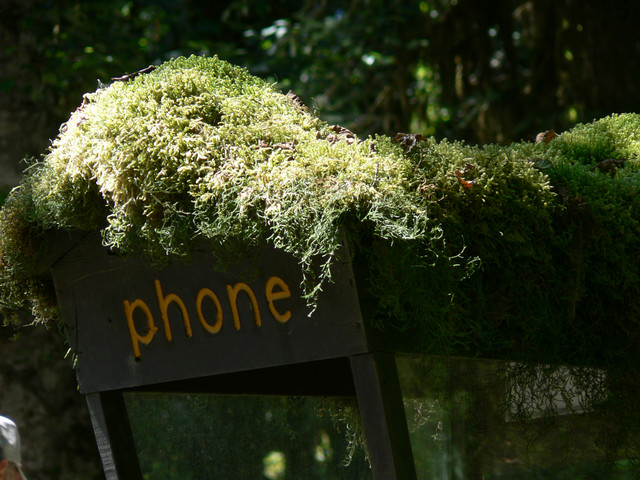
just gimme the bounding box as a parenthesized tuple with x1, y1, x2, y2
(2, 55, 640, 369)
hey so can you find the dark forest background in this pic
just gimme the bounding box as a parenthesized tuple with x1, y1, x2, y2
(2, 1, 640, 478)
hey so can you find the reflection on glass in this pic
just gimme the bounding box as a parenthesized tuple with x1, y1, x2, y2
(124, 393, 371, 480)
(396, 355, 635, 479)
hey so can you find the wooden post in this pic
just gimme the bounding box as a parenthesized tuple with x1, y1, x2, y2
(86, 392, 142, 480)
(350, 352, 417, 480)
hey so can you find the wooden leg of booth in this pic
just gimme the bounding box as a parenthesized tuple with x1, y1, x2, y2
(86, 391, 143, 480)
(350, 352, 417, 480)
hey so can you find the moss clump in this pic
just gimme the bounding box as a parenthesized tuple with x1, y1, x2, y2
(0, 55, 421, 323)
(1, 56, 640, 371)
(368, 125, 640, 366)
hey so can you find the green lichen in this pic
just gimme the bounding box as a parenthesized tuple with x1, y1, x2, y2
(1, 56, 640, 372)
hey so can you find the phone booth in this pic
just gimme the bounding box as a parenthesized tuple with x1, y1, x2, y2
(4, 55, 638, 480)
(48, 230, 637, 480)
(50, 231, 417, 480)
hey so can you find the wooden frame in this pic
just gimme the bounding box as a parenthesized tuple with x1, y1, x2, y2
(50, 232, 419, 479)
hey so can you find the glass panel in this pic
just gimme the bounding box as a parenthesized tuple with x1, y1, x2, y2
(396, 355, 635, 479)
(124, 392, 371, 480)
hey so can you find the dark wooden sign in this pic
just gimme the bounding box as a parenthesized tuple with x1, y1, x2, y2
(51, 233, 367, 393)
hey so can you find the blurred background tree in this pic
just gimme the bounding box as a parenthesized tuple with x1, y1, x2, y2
(2, 1, 640, 478)
(3, 0, 640, 173)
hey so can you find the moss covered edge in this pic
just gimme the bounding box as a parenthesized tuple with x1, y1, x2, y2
(1, 55, 640, 367)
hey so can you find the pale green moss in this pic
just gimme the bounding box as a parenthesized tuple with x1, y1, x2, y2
(1, 56, 640, 374)
(29, 56, 420, 279)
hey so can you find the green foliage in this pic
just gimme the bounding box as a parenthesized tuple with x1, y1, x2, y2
(124, 393, 369, 479)
(0, 179, 59, 326)
(1, 56, 640, 375)
(7, 0, 640, 164)
(362, 115, 640, 366)
(364, 138, 556, 351)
